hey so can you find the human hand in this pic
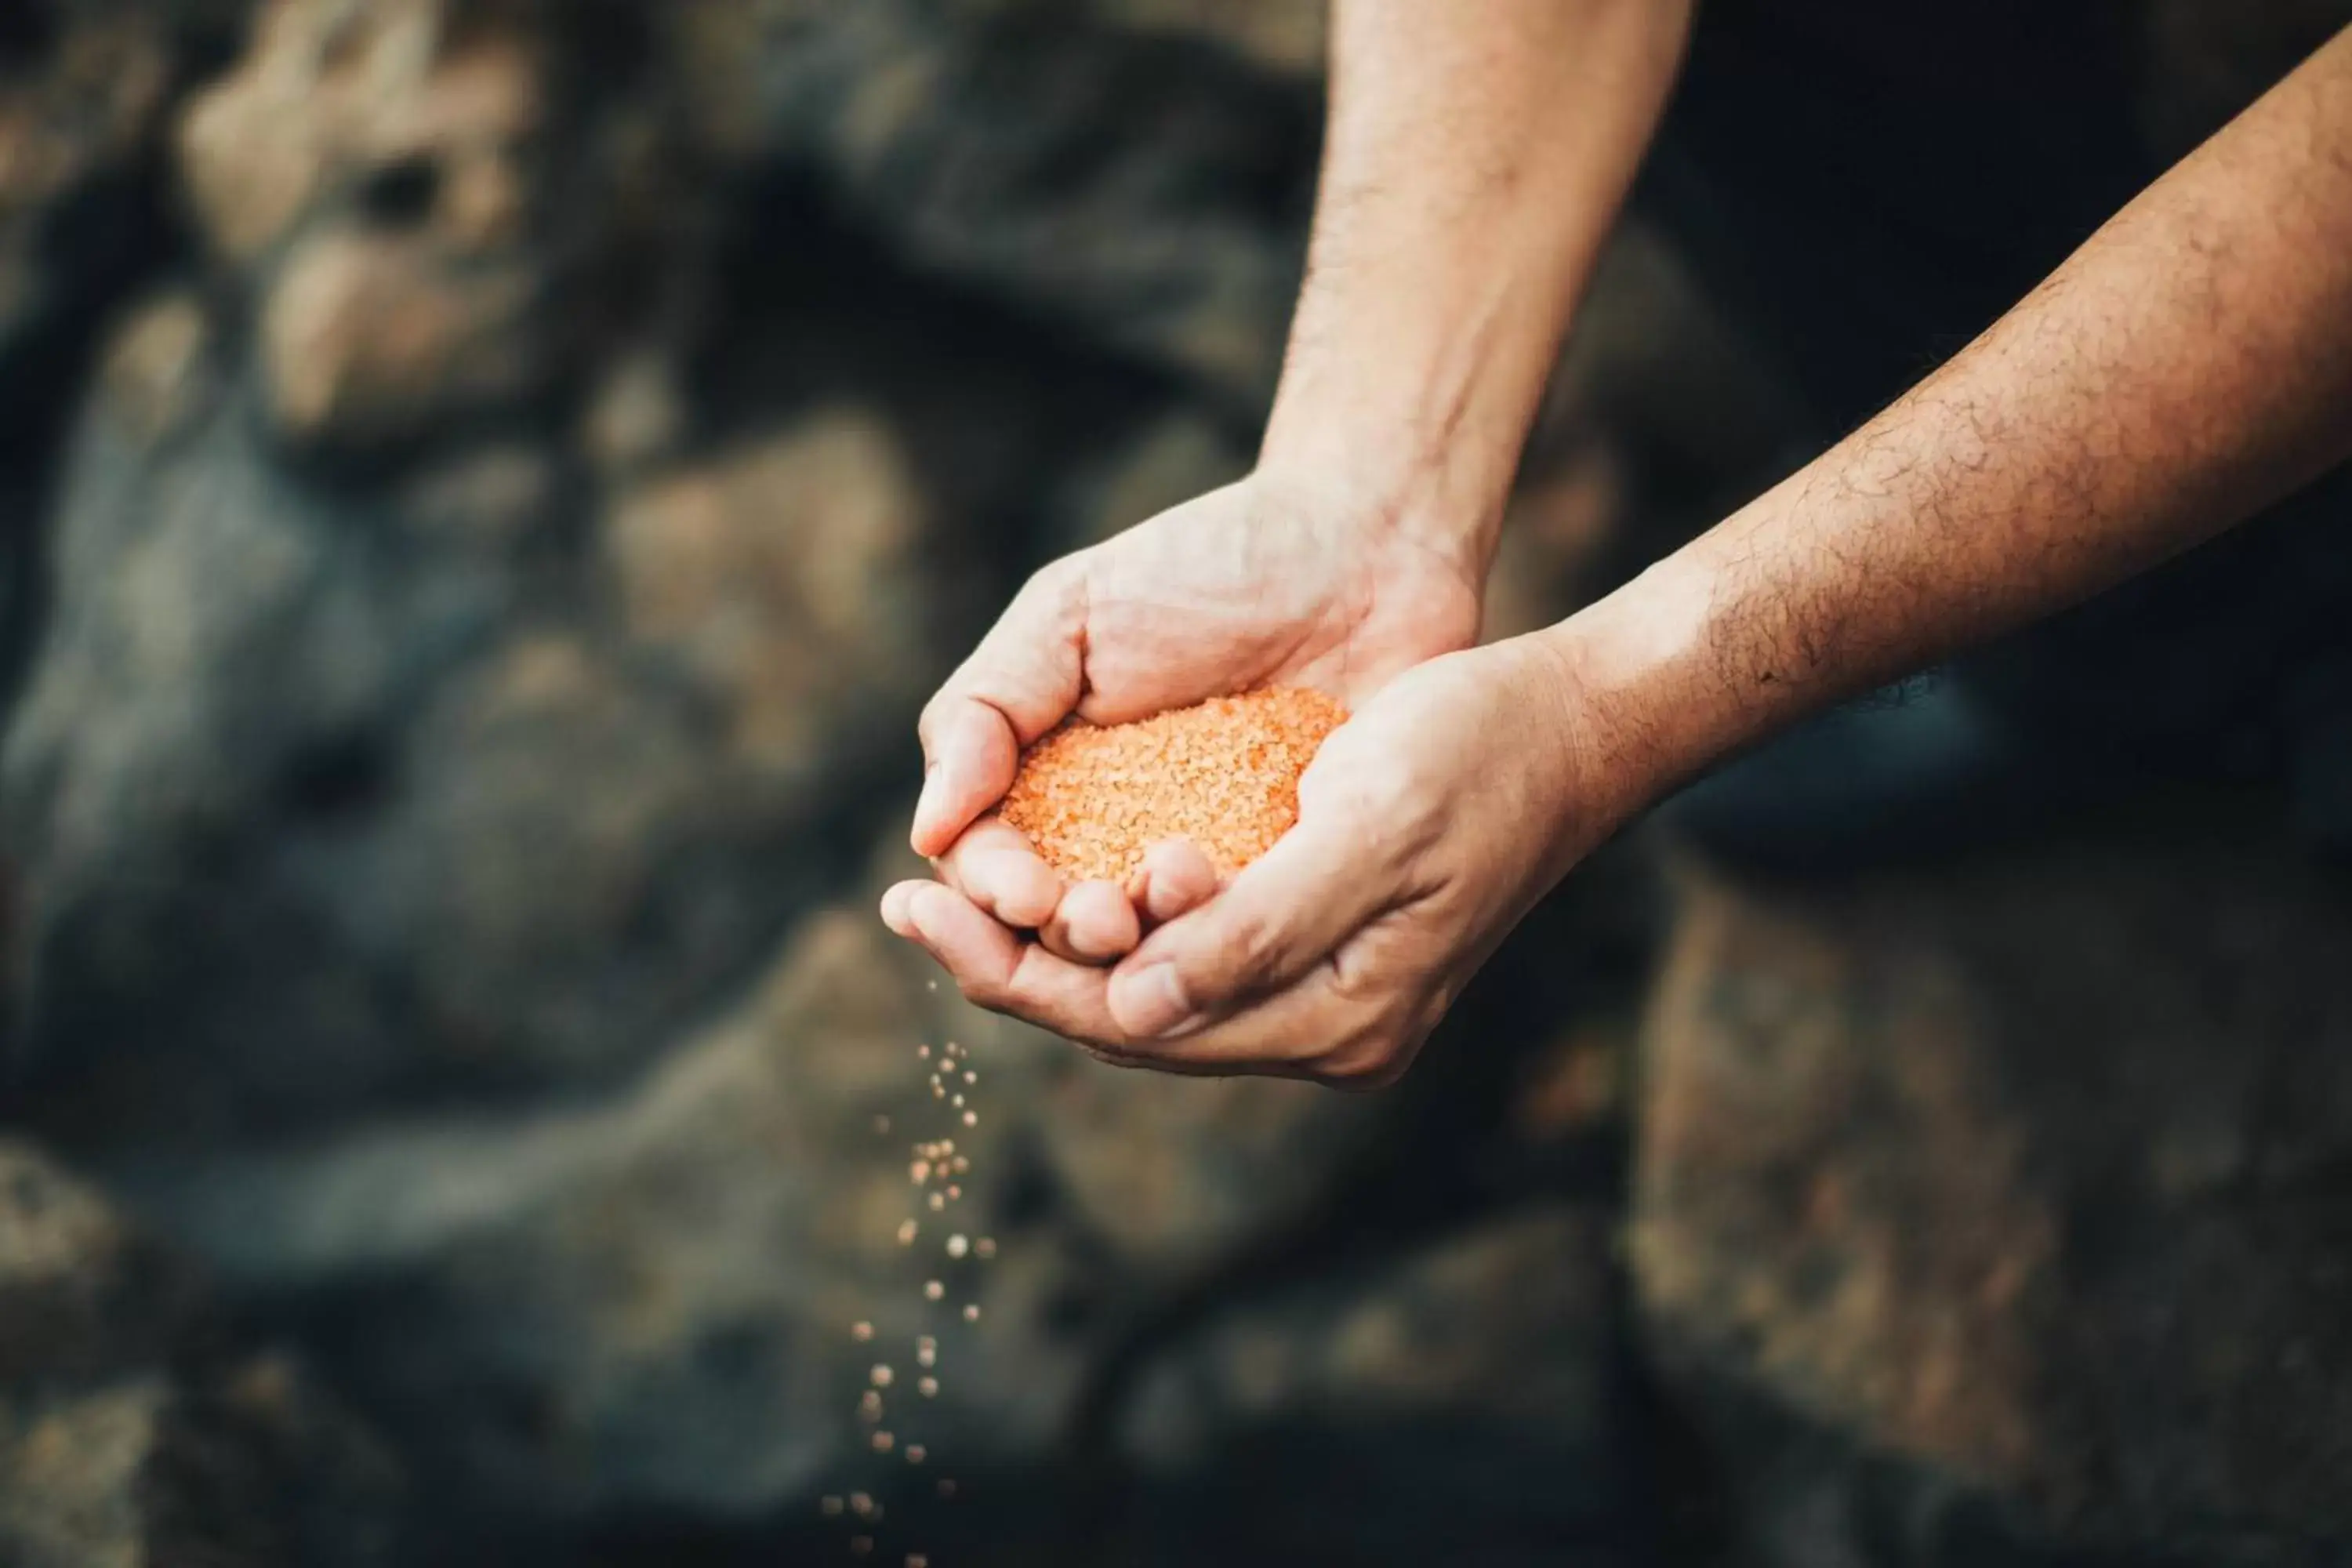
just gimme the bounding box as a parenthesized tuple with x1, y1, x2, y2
(906, 471, 1486, 962)
(884, 634, 1622, 1085)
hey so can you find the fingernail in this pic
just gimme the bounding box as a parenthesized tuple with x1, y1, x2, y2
(912, 763, 947, 840)
(1112, 963, 1193, 1038)
(900, 886, 938, 946)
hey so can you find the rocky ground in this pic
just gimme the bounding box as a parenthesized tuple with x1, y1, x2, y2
(0, 2, 2347, 1565)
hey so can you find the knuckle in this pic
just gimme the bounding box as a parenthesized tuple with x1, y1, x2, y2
(1312, 1005, 1425, 1091)
(916, 689, 960, 752)
(1205, 909, 1283, 991)
(1323, 945, 1381, 1005)
(1316, 1045, 1404, 1093)
(1017, 556, 1085, 613)
(955, 971, 1011, 1014)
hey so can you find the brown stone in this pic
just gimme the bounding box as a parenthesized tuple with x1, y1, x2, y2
(604, 410, 936, 775)
(178, 0, 544, 265)
(177, 0, 575, 453)
(1634, 848, 2352, 1559)
(0, 1141, 201, 1389)
(258, 227, 540, 447)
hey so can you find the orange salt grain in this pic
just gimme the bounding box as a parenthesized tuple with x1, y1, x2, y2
(1000, 688, 1347, 884)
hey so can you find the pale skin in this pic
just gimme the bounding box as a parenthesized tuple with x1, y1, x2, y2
(883, 3, 2352, 1087)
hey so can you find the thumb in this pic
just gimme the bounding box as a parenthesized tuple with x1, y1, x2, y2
(1104, 792, 1392, 1038)
(913, 564, 1087, 856)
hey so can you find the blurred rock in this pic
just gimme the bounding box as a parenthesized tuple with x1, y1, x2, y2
(0, 3, 181, 430)
(0, 1361, 403, 1568)
(1072, 0, 1327, 75)
(604, 409, 933, 776)
(1051, 406, 1252, 551)
(1, 1377, 223, 1568)
(179, 0, 681, 458)
(1633, 848, 2352, 1565)
(2140, 0, 2352, 161)
(3, 328, 953, 1142)
(672, 0, 1319, 408)
(0, 1139, 401, 1568)
(1116, 1204, 1638, 1567)
(0, 1139, 202, 1388)
(259, 224, 543, 450)
(179, 0, 548, 448)
(122, 887, 1384, 1536)
(1479, 434, 1626, 645)
(1036, 1061, 1381, 1277)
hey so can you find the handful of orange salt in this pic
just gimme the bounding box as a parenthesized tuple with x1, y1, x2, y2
(1000, 688, 1347, 884)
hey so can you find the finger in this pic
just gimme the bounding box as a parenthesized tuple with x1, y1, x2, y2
(1120, 962, 1385, 1082)
(902, 884, 1301, 1077)
(912, 702, 1022, 858)
(935, 816, 1062, 929)
(900, 882, 1124, 1043)
(906, 881, 1388, 1081)
(1038, 879, 1141, 964)
(913, 566, 1087, 856)
(1104, 797, 1398, 1040)
(1123, 908, 1447, 1086)
(1128, 838, 1220, 927)
(880, 879, 921, 938)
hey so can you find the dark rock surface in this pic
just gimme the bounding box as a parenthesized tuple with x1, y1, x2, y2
(1634, 845, 2352, 1566)
(111, 889, 1386, 1535)
(1114, 1204, 1640, 1568)
(668, 0, 1323, 409)
(0, 1138, 403, 1568)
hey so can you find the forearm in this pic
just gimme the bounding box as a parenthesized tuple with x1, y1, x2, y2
(1258, 0, 1690, 579)
(1548, 26, 2352, 823)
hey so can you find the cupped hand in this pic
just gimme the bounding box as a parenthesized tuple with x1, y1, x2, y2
(907, 473, 1485, 960)
(884, 634, 1621, 1086)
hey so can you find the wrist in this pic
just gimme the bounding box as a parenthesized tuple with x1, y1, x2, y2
(1253, 419, 1512, 587)
(1526, 551, 1733, 830)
